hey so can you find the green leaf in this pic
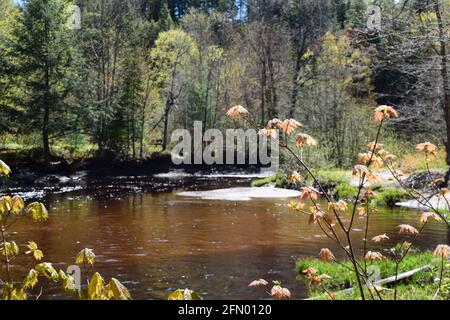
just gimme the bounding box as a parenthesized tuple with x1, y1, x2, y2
(34, 249, 44, 261)
(35, 262, 59, 281)
(0, 160, 11, 176)
(11, 196, 24, 214)
(168, 289, 203, 300)
(106, 278, 132, 300)
(27, 241, 38, 251)
(26, 241, 44, 260)
(3, 284, 27, 300)
(26, 202, 48, 222)
(87, 272, 105, 300)
(23, 269, 39, 289)
(75, 248, 95, 266)
(59, 270, 77, 292)
(1, 241, 20, 257)
(0, 196, 12, 214)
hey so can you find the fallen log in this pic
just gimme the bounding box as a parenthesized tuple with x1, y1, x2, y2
(374, 264, 431, 286)
(305, 264, 432, 300)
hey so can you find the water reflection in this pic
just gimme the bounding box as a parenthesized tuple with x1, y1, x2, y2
(7, 182, 450, 300)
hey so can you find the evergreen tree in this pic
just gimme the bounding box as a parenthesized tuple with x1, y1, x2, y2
(334, 0, 348, 28)
(12, 0, 81, 161)
(0, 1, 20, 134)
(166, 0, 235, 21)
(346, 0, 367, 28)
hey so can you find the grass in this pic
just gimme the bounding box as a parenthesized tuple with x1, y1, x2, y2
(52, 143, 97, 160)
(311, 281, 443, 300)
(372, 187, 410, 206)
(399, 149, 448, 173)
(334, 182, 359, 199)
(0, 133, 97, 161)
(296, 251, 446, 300)
(305, 166, 427, 206)
(333, 182, 409, 206)
(311, 169, 351, 184)
(251, 172, 287, 187)
(0, 133, 168, 162)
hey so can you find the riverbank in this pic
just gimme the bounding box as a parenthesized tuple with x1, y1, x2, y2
(296, 251, 447, 300)
(251, 168, 449, 209)
(2, 147, 449, 211)
(0, 149, 268, 188)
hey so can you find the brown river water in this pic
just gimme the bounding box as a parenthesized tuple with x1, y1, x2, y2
(4, 175, 450, 300)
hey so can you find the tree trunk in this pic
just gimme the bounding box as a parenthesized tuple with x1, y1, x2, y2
(43, 62, 51, 163)
(139, 106, 145, 160)
(289, 52, 302, 118)
(203, 69, 212, 132)
(260, 61, 267, 127)
(162, 97, 172, 151)
(42, 104, 50, 163)
(266, 45, 278, 119)
(434, 1, 450, 182)
(132, 103, 136, 159)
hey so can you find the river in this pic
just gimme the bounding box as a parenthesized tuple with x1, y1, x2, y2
(4, 174, 449, 300)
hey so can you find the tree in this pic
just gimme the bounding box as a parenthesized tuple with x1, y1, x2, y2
(149, 29, 198, 150)
(79, 0, 134, 156)
(0, 1, 20, 135)
(180, 10, 229, 131)
(166, 0, 236, 21)
(334, 0, 348, 29)
(299, 32, 375, 167)
(432, 0, 450, 174)
(118, 48, 145, 158)
(283, 0, 333, 118)
(346, 0, 367, 28)
(372, 0, 449, 147)
(12, 0, 80, 162)
(0, 0, 14, 21)
(239, 19, 287, 125)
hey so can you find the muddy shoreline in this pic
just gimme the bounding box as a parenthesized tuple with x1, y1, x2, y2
(0, 151, 268, 188)
(1, 150, 447, 210)
(0, 151, 275, 200)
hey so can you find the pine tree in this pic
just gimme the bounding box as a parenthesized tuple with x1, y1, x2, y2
(12, 0, 80, 162)
(0, 0, 20, 134)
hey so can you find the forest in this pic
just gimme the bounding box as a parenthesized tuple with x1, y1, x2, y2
(1, 0, 450, 303)
(0, 0, 447, 169)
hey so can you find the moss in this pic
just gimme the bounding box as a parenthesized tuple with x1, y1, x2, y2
(373, 188, 410, 207)
(335, 182, 358, 199)
(296, 252, 438, 299)
(251, 172, 287, 188)
(328, 181, 409, 207)
(315, 169, 351, 182)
